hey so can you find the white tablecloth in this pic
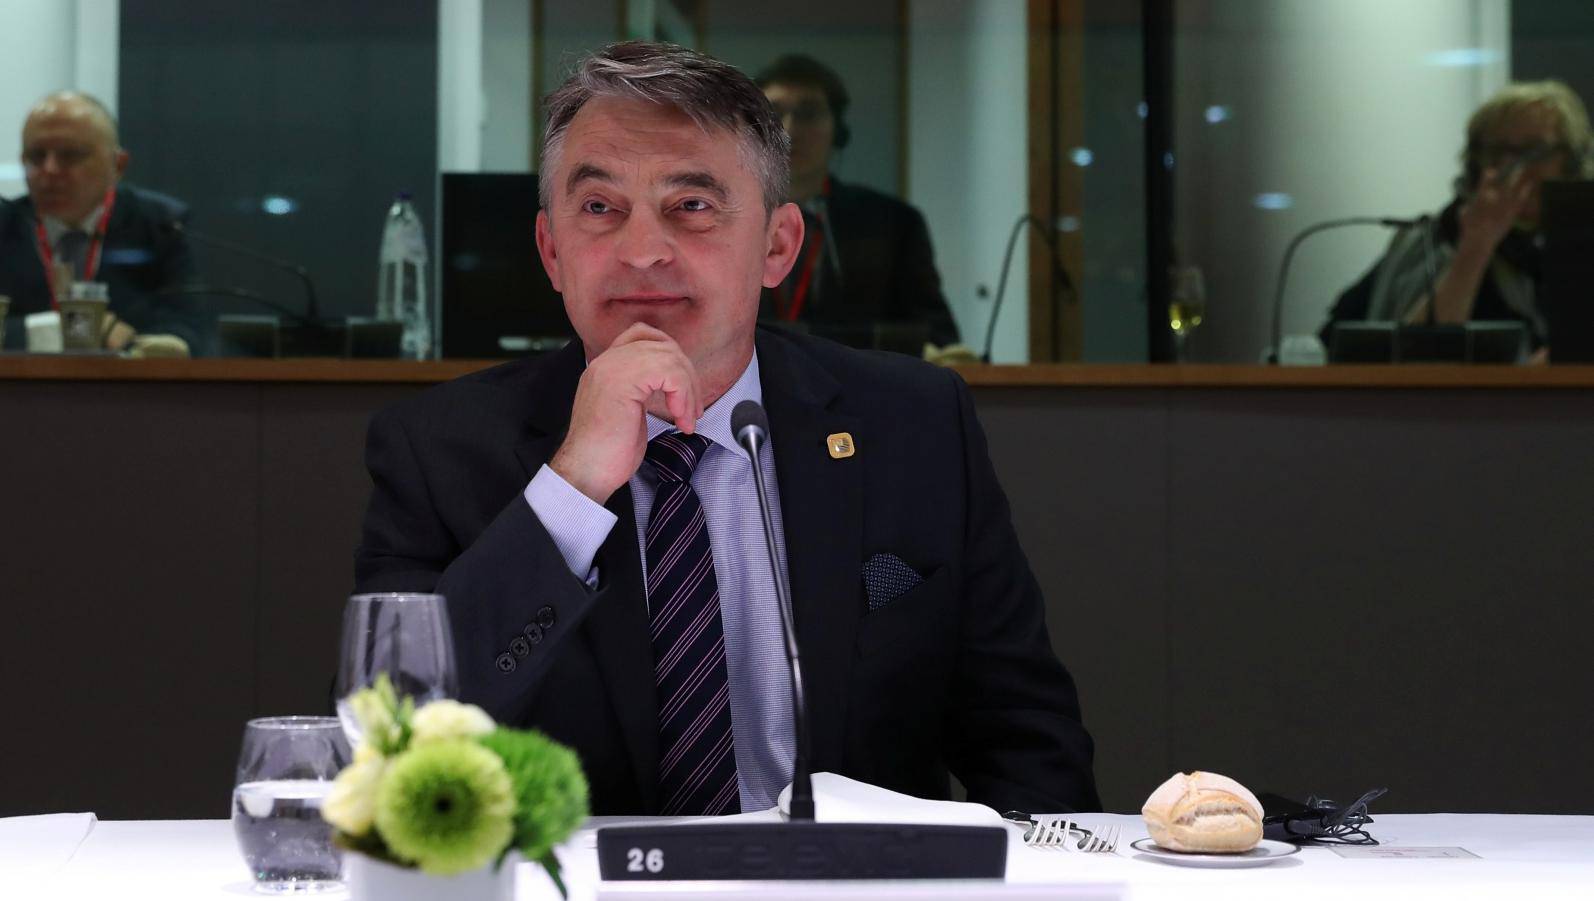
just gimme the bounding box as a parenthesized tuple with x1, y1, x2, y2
(17, 812, 1594, 900)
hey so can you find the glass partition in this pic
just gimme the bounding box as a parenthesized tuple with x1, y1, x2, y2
(2, 1, 1591, 364)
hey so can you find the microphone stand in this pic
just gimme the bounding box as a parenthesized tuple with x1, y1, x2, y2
(983, 214, 1076, 364)
(170, 222, 321, 321)
(170, 222, 348, 356)
(733, 402, 813, 821)
(1269, 216, 1417, 363)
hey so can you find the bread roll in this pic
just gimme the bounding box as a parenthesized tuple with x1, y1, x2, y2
(1141, 771, 1263, 852)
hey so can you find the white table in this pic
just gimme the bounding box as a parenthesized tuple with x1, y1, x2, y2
(8, 812, 1593, 900)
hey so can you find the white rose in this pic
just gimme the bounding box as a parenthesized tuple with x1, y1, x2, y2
(322, 755, 384, 836)
(410, 700, 495, 746)
(349, 690, 398, 751)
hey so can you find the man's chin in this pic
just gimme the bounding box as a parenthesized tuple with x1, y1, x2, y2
(31, 199, 72, 219)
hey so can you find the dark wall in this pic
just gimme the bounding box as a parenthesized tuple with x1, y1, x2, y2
(1513, 0, 1594, 110)
(119, 1, 438, 324)
(2, 377, 1592, 818)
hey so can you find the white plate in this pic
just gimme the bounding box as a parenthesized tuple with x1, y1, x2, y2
(1130, 838, 1300, 867)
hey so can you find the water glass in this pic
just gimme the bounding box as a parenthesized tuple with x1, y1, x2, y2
(232, 716, 350, 894)
(335, 592, 457, 745)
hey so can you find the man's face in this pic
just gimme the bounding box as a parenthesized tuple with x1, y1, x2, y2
(763, 82, 835, 184)
(21, 102, 126, 222)
(536, 96, 803, 374)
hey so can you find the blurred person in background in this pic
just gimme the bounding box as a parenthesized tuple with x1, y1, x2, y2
(1323, 80, 1594, 361)
(0, 91, 205, 353)
(757, 54, 961, 353)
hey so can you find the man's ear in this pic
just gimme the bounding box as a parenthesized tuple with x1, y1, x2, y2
(535, 209, 562, 292)
(113, 148, 130, 180)
(762, 202, 805, 288)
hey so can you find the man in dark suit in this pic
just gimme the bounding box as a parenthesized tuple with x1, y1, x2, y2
(1, 92, 205, 353)
(757, 55, 960, 351)
(356, 41, 1097, 818)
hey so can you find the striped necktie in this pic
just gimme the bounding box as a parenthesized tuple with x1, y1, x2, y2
(644, 431, 740, 816)
(56, 229, 91, 279)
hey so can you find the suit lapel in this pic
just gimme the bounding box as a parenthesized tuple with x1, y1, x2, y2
(510, 342, 660, 812)
(756, 331, 864, 773)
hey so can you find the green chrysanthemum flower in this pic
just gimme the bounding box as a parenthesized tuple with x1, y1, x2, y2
(477, 728, 590, 860)
(373, 740, 515, 875)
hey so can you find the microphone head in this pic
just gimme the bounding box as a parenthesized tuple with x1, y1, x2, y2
(731, 399, 769, 445)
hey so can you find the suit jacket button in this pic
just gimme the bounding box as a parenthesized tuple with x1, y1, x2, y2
(523, 623, 544, 645)
(495, 653, 517, 674)
(536, 605, 556, 629)
(509, 636, 531, 658)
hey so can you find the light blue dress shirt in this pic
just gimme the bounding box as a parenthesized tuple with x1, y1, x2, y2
(522, 352, 796, 811)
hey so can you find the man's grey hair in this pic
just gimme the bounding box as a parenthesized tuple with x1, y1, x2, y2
(539, 41, 790, 212)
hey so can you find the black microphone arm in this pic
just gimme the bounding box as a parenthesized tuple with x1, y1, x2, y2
(983, 213, 1077, 364)
(1269, 216, 1419, 364)
(155, 285, 308, 323)
(730, 399, 814, 821)
(168, 221, 322, 322)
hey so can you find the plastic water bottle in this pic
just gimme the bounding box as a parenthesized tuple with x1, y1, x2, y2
(377, 192, 431, 359)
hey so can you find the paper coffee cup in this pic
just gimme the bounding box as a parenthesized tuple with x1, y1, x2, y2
(60, 283, 109, 351)
(26, 310, 64, 353)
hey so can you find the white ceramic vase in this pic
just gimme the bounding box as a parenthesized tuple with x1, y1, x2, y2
(346, 851, 519, 901)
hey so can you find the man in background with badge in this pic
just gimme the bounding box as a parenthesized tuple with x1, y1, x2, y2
(0, 91, 204, 353)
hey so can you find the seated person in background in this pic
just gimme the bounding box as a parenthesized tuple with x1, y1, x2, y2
(0, 91, 206, 354)
(756, 54, 961, 353)
(1323, 80, 1594, 361)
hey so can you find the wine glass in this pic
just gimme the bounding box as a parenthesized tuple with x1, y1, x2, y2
(334, 593, 457, 745)
(232, 716, 349, 894)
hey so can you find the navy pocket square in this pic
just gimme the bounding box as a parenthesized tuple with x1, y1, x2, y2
(862, 552, 924, 611)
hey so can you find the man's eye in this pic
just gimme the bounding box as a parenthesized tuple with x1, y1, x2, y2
(581, 200, 610, 214)
(679, 199, 711, 213)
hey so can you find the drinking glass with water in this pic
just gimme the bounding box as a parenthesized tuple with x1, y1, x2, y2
(232, 716, 350, 894)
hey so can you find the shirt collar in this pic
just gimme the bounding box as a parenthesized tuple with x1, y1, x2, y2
(42, 202, 106, 248)
(645, 350, 763, 461)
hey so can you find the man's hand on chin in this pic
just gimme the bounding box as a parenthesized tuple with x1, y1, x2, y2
(550, 322, 704, 504)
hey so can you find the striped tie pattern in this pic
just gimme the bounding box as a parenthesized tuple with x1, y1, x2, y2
(644, 431, 740, 816)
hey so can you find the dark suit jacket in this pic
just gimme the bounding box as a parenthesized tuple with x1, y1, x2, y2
(355, 327, 1099, 815)
(764, 177, 960, 349)
(0, 185, 207, 352)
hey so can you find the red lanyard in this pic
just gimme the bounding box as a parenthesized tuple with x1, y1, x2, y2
(781, 177, 830, 322)
(783, 230, 825, 322)
(33, 188, 117, 310)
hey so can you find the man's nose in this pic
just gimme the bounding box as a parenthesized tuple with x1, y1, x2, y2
(614, 208, 674, 269)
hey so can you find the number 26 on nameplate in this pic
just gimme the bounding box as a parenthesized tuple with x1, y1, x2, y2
(626, 847, 664, 874)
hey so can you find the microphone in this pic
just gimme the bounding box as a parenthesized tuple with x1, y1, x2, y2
(731, 400, 814, 821)
(1269, 216, 1421, 364)
(594, 401, 1008, 882)
(155, 284, 310, 324)
(984, 214, 1076, 363)
(166, 221, 322, 322)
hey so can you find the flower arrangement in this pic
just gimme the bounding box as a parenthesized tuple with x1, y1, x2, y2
(323, 676, 589, 896)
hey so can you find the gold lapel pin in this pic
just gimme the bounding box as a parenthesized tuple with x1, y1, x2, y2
(826, 432, 856, 459)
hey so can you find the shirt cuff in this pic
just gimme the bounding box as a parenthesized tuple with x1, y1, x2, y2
(523, 464, 618, 586)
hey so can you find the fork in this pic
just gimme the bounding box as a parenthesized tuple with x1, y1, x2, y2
(1002, 812, 1122, 853)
